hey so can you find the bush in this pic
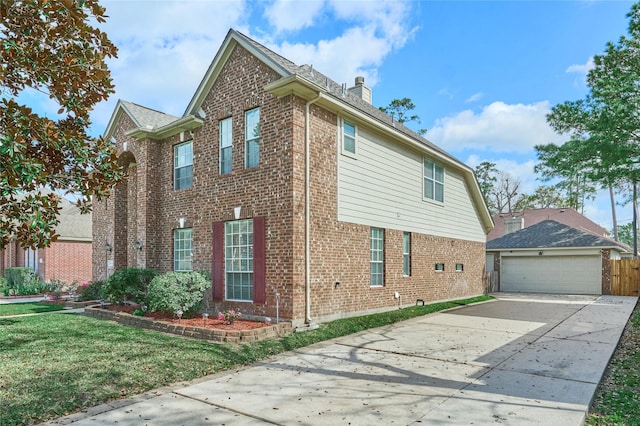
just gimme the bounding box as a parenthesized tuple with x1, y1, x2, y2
(3, 267, 42, 296)
(101, 268, 157, 305)
(75, 281, 101, 301)
(146, 271, 210, 317)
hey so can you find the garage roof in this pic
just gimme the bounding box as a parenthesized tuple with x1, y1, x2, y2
(487, 220, 627, 251)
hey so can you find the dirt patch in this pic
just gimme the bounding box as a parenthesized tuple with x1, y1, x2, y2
(105, 304, 271, 331)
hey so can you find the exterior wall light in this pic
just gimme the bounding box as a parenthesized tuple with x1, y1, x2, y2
(105, 242, 112, 253)
(134, 241, 143, 251)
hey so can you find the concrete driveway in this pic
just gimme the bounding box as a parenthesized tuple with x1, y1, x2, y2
(47, 293, 637, 426)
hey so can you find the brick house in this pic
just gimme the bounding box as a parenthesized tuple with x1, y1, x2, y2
(93, 29, 493, 328)
(1, 195, 93, 285)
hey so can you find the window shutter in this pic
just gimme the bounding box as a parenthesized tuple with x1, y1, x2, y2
(212, 221, 224, 302)
(253, 216, 266, 304)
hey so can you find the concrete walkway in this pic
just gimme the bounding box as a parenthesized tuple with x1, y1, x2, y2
(44, 293, 636, 426)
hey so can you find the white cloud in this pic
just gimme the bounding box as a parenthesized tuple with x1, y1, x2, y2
(566, 57, 595, 75)
(465, 92, 483, 103)
(566, 57, 595, 86)
(267, 0, 417, 88)
(265, 0, 325, 33)
(428, 101, 565, 153)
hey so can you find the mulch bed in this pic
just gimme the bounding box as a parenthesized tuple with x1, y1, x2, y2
(105, 304, 271, 331)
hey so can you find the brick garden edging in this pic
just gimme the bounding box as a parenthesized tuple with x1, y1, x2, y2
(84, 306, 292, 343)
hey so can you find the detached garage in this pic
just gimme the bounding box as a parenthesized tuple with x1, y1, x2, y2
(487, 220, 628, 295)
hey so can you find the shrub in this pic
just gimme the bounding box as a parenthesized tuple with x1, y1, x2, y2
(78, 280, 104, 301)
(101, 268, 157, 305)
(3, 267, 42, 296)
(146, 271, 210, 317)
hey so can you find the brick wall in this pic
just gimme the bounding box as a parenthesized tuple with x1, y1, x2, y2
(93, 42, 488, 326)
(43, 241, 93, 284)
(1, 240, 91, 285)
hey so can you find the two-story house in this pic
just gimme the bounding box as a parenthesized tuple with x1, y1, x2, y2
(93, 29, 493, 328)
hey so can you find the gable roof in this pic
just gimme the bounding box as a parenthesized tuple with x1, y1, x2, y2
(487, 220, 626, 251)
(488, 208, 608, 241)
(104, 100, 180, 141)
(55, 198, 92, 242)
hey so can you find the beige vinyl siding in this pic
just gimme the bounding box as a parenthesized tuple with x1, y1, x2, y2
(337, 126, 486, 242)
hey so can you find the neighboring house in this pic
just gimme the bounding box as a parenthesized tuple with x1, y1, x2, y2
(93, 29, 493, 327)
(1, 195, 93, 285)
(488, 208, 610, 241)
(487, 220, 628, 295)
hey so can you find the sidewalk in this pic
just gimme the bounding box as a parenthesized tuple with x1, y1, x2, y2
(44, 294, 637, 425)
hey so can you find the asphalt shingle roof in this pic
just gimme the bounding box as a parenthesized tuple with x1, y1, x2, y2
(486, 219, 625, 250)
(120, 100, 179, 130)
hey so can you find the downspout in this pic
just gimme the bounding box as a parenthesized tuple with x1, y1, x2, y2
(304, 93, 322, 326)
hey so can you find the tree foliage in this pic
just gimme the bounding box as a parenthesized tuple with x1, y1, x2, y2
(0, 0, 124, 248)
(538, 2, 640, 227)
(379, 97, 427, 135)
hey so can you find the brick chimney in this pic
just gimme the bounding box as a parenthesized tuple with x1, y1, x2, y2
(503, 217, 524, 235)
(348, 76, 372, 104)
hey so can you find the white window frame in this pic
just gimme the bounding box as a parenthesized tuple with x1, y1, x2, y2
(225, 219, 254, 302)
(173, 228, 193, 272)
(173, 141, 193, 190)
(220, 117, 232, 175)
(370, 227, 384, 287)
(245, 108, 260, 169)
(423, 158, 444, 202)
(403, 232, 411, 277)
(342, 118, 356, 156)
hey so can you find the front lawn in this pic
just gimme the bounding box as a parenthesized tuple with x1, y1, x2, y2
(0, 295, 491, 425)
(0, 302, 65, 316)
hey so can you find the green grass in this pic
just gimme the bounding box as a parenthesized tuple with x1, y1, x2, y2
(587, 301, 640, 426)
(0, 295, 491, 425)
(0, 302, 65, 316)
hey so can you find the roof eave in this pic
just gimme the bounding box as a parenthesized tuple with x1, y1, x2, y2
(488, 245, 627, 252)
(125, 115, 204, 140)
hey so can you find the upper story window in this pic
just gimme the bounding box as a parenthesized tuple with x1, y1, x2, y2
(174, 141, 193, 190)
(220, 117, 232, 175)
(342, 119, 356, 155)
(423, 159, 444, 202)
(245, 108, 260, 169)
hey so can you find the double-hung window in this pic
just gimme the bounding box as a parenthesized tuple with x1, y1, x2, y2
(343, 119, 356, 154)
(370, 228, 384, 286)
(174, 141, 193, 190)
(423, 159, 444, 202)
(173, 228, 193, 271)
(225, 219, 254, 301)
(220, 117, 232, 174)
(403, 232, 411, 276)
(245, 108, 260, 168)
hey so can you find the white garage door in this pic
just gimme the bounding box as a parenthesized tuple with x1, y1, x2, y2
(501, 255, 601, 294)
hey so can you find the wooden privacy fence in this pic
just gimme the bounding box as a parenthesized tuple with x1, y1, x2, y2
(610, 259, 640, 296)
(484, 271, 499, 293)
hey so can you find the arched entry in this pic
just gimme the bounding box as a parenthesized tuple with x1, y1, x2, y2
(114, 152, 137, 270)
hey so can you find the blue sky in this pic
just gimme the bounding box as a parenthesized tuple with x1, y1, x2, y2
(30, 0, 637, 230)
